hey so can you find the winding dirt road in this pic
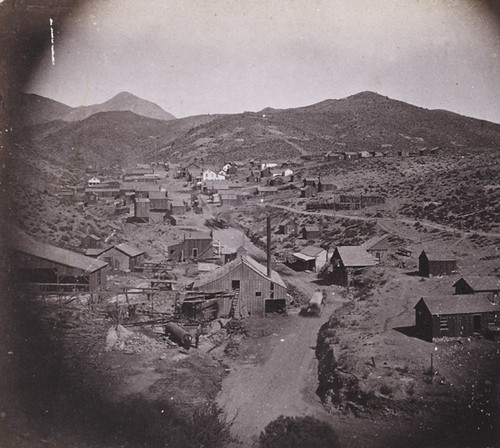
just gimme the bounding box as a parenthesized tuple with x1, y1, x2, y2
(217, 301, 340, 445)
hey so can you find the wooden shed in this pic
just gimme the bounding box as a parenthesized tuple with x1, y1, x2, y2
(414, 295, 500, 341)
(168, 232, 213, 262)
(193, 252, 287, 317)
(366, 235, 391, 262)
(80, 234, 103, 250)
(134, 198, 150, 221)
(11, 238, 108, 292)
(99, 243, 145, 272)
(452, 277, 500, 295)
(292, 246, 328, 272)
(278, 219, 299, 236)
(302, 226, 321, 240)
(419, 250, 457, 277)
(149, 191, 169, 211)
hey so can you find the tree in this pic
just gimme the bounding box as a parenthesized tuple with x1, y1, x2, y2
(259, 415, 340, 448)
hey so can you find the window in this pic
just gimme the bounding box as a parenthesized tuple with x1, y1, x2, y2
(192, 248, 198, 259)
(255, 291, 262, 297)
(270, 283, 275, 299)
(439, 316, 448, 330)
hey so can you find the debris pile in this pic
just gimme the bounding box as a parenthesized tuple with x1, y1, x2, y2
(105, 324, 168, 354)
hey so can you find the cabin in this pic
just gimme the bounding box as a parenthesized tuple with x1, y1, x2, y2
(419, 250, 457, 277)
(267, 176, 285, 187)
(220, 193, 240, 206)
(300, 185, 317, 198)
(148, 191, 169, 211)
(99, 243, 145, 272)
(11, 238, 108, 292)
(366, 235, 391, 262)
(257, 186, 279, 196)
(246, 171, 261, 183)
(321, 181, 337, 192)
(303, 178, 321, 190)
(193, 250, 287, 317)
(292, 246, 328, 272)
(331, 246, 378, 269)
(134, 198, 150, 221)
(278, 219, 299, 236)
(168, 232, 213, 262)
(414, 295, 500, 341)
(202, 169, 225, 181)
(358, 151, 371, 158)
(168, 199, 186, 215)
(80, 234, 103, 250)
(302, 226, 321, 240)
(326, 152, 343, 161)
(452, 277, 500, 296)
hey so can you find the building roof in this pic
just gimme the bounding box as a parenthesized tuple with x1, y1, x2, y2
(84, 234, 101, 241)
(453, 276, 500, 292)
(114, 243, 145, 258)
(420, 250, 456, 261)
(85, 247, 110, 257)
(135, 198, 150, 203)
(13, 238, 108, 273)
(299, 245, 326, 257)
(416, 294, 500, 315)
(193, 254, 286, 289)
(185, 231, 212, 241)
(303, 226, 320, 232)
(367, 235, 391, 251)
(334, 246, 378, 267)
(149, 191, 168, 200)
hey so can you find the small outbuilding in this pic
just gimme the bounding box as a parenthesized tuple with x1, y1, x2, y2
(452, 277, 500, 295)
(414, 295, 500, 341)
(302, 226, 321, 240)
(419, 250, 457, 277)
(99, 243, 146, 272)
(292, 246, 328, 272)
(366, 235, 391, 262)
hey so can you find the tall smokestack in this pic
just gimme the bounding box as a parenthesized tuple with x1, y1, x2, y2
(267, 216, 272, 278)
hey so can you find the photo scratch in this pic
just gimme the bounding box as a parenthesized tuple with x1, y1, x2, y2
(50, 17, 55, 65)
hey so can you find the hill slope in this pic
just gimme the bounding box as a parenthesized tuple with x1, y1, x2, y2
(19, 91, 500, 168)
(65, 92, 176, 122)
(19, 93, 74, 125)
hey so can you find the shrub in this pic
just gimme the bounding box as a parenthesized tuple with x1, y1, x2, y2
(259, 415, 340, 448)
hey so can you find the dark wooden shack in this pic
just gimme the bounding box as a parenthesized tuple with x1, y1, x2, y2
(414, 295, 500, 341)
(302, 226, 321, 240)
(11, 238, 108, 292)
(452, 276, 500, 295)
(419, 250, 457, 277)
(99, 243, 145, 272)
(193, 253, 287, 317)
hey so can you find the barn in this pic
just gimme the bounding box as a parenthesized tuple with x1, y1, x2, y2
(193, 250, 287, 317)
(452, 276, 500, 295)
(11, 238, 108, 292)
(419, 250, 457, 277)
(99, 243, 145, 272)
(414, 295, 500, 341)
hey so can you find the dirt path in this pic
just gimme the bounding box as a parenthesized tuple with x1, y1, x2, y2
(217, 301, 340, 445)
(265, 203, 500, 239)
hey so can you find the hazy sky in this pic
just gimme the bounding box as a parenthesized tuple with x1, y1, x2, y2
(27, 0, 500, 122)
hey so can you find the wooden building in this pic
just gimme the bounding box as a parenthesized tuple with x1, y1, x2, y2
(99, 243, 145, 272)
(149, 191, 169, 211)
(366, 235, 391, 262)
(80, 234, 103, 250)
(168, 199, 186, 215)
(193, 251, 287, 317)
(292, 246, 328, 272)
(11, 238, 108, 292)
(452, 277, 500, 295)
(168, 232, 213, 262)
(278, 219, 299, 236)
(302, 226, 321, 240)
(414, 295, 500, 341)
(330, 246, 378, 287)
(134, 198, 150, 221)
(419, 250, 457, 277)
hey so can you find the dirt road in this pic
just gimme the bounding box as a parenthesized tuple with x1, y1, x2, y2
(217, 301, 340, 445)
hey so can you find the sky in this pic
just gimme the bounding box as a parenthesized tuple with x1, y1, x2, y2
(26, 0, 500, 122)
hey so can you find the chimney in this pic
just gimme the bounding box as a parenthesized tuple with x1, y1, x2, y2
(267, 216, 272, 277)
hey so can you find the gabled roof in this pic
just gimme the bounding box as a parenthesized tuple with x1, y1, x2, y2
(367, 235, 391, 251)
(299, 246, 326, 257)
(85, 247, 110, 257)
(334, 246, 378, 267)
(303, 226, 320, 232)
(12, 238, 108, 273)
(416, 294, 500, 315)
(114, 243, 145, 258)
(452, 277, 500, 292)
(148, 191, 168, 200)
(84, 234, 101, 241)
(420, 250, 456, 261)
(193, 254, 286, 289)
